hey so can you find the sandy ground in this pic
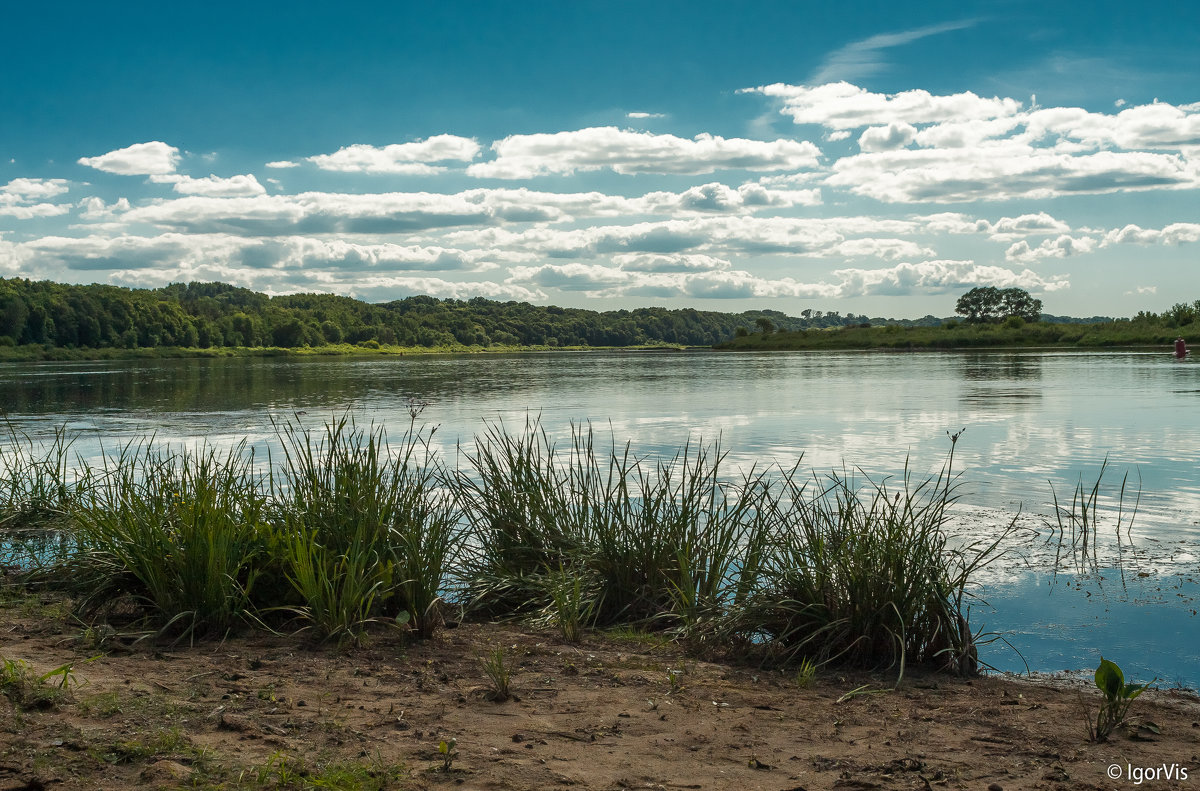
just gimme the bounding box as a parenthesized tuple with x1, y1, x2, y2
(1, 593, 1198, 791)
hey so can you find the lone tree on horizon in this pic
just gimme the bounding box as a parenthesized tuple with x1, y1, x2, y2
(955, 286, 1043, 323)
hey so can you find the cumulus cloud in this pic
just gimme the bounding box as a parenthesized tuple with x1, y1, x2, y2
(0, 203, 71, 219)
(1102, 222, 1200, 245)
(748, 82, 1021, 130)
(611, 252, 731, 273)
(2, 178, 70, 202)
(832, 260, 1068, 297)
(306, 135, 482, 174)
(504, 257, 1066, 301)
(505, 263, 842, 300)
(826, 238, 933, 260)
(77, 141, 181, 175)
(978, 212, 1072, 240)
(640, 181, 821, 213)
(148, 173, 267, 197)
(858, 122, 917, 152)
(467, 127, 821, 178)
(0, 178, 72, 218)
(266, 161, 299, 169)
(17, 232, 507, 275)
(827, 144, 1199, 203)
(1005, 234, 1098, 263)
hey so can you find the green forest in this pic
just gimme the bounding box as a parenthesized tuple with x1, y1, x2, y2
(0, 277, 900, 356)
(0, 277, 1194, 358)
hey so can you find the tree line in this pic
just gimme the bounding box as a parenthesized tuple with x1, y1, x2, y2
(0, 278, 1192, 354)
(0, 278, 900, 352)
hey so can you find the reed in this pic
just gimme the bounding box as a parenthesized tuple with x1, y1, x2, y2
(67, 439, 268, 637)
(269, 414, 462, 643)
(459, 420, 774, 632)
(7, 415, 1007, 676)
(1047, 458, 1140, 579)
(715, 434, 1012, 678)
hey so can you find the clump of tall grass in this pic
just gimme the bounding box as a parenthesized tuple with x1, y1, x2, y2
(66, 439, 269, 637)
(716, 432, 1011, 678)
(0, 423, 87, 572)
(457, 420, 774, 631)
(269, 414, 462, 644)
(0, 423, 81, 524)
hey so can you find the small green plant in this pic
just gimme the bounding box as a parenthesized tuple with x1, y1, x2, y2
(0, 655, 78, 709)
(541, 563, 596, 643)
(666, 667, 684, 694)
(481, 647, 512, 702)
(437, 738, 458, 772)
(1088, 657, 1155, 742)
(794, 657, 818, 689)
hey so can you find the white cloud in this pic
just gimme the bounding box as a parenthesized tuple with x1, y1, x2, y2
(748, 82, 1021, 130)
(0, 203, 71, 219)
(505, 263, 842, 300)
(833, 260, 1069, 297)
(148, 173, 267, 197)
(640, 181, 821, 213)
(265, 161, 299, 169)
(1102, 222, 1200, 245)
(1005, 234, 1098, 263)
(828, 144, 1199, 203)
(612, 252, 731, 273)
(305, 135, 481, 174)
(2, 178, 70, 202)
(467, 127, 821, 178)
(1024, 102, 1200, 149)
(16, 232, 508, 276)
(77, 141, 181, 175)
(627, 112, 665, 119)
(0, 178, 71, 217)
(978, 212, 1072, 240)
(504, 257, 1067, 301)
(858, 122, 917, 152)
(827, 238, 933, 260)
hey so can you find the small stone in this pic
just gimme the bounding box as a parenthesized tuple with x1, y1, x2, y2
(987, 784, 1004, 791)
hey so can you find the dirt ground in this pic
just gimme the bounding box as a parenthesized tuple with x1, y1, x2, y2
(1, 593, 1197, 791)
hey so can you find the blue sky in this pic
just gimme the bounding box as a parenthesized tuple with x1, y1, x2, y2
(3, 0, 1199, 318)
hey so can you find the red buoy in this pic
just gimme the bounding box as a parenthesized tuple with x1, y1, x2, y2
(1175, 337, 1188, 359)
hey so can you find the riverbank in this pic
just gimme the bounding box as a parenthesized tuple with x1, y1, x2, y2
(714, 321, 1191, 352)
(1, 589, 1197, 791)
(0, 342, 699, 363)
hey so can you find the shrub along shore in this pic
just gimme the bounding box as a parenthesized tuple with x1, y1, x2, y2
(0, 416, 1010, 680)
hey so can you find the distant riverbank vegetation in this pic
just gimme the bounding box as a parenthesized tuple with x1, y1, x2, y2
(719, 287, 1199, 351)
(0, 277, 1194, 359)
(1, 416, 1003, 677)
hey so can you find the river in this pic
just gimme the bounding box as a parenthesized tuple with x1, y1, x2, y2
(1, 349, 1196, 686)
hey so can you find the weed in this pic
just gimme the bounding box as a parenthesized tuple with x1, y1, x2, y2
(0, 655, 78, 709)
(794, 657, 818, 688)
(539, 562, 596, 642)
(481, 647, 512, 702)
(437, 738, 458, 772)
(1087, 657, 1155, 742)
(1047, 459, 1141, 579)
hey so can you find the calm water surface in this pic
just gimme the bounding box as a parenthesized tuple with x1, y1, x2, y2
(2, 350, 1197, 685)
